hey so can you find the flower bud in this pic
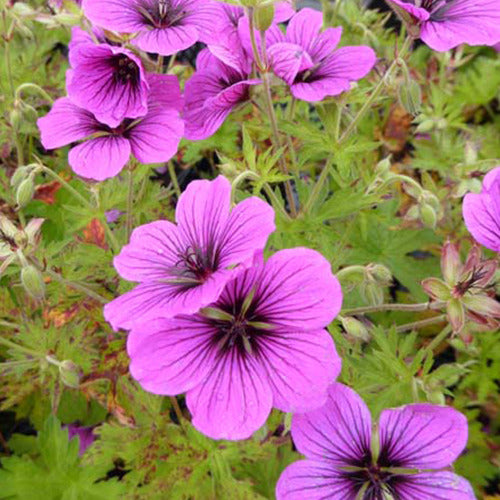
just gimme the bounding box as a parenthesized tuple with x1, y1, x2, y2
(341, 317, 370, 342)
(375, 157, 392, 175)
(10, 108, 22, 132)
(415, 119, 435, 134)
(419, 203, 437, 229)
(427, 389, 445, 405)
(254, 3, 275, 31)
(398, 80, 422, 115)
(361, 281, 384, 306)
(59, 360, 82, 388)
(10, 166, 33, 188)
(15, 176, 35, 208)
(368, 264, 392, 286)
(20, 264, 46, 300)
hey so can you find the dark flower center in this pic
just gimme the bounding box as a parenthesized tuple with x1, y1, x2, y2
(168, 245, 216, 287)
(111, 54, 140, 85)
(453, 266, 490, 297)
(343, 464, 402, 499)
(412, 0, 454, 17)
(138, 0, 188, 29)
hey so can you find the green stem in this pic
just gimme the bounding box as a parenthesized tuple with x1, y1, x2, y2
(303, 157, 333, 214)
(44, 268, 108, 304)
(0, 336, 42, 358)
(343, 301, 445, 315)
(168, 161, 181, 198)
(126, 165, 134, 241)
(102, 222, 121, 254)
(338, 36, 412, 144)
(395, 314, 447, 333)
(2, 11, 15, 98)
(247, 8, 264, 71)
(157, 54, 164, 73)
(15, 83, 53, 103)
(39, 165, 93, 209)
(170, 396, 186, 428)
(423, 324, 452, 355)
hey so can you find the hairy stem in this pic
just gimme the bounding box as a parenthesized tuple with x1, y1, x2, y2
(339, 36, 412, 144)
(343, 301, 445, 315)
(168, 161, 181, 198)
(395, 314, 447, 333)
(126, 165, 134, 241)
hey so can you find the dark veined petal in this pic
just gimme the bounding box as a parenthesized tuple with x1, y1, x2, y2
(378, 404, 468, 469)
(268, 42, 314, 85)
(127, 316, 217, 395)
(250, 248, 343, 330)
(421, 0, 500, 51)
(285, 7, 324, 54)
(68, 136, 131, 181)
(37, 97, 100, 150)
(82, 0, 146, 32)
(186, 348, 273, 440)
(291, 383, 373, 466)
(276, 460, 360, 500)
(257, 328, 341, 413)
(393, 471, 475, 500)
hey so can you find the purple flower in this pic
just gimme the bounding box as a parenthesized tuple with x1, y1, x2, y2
(267, 8, 377, 102)
(277, 383, 474, 500)
(66, 38, 149, 127)
(105, 209, 123, 223)
(184, 49, 260, 140)
(82, 0, 221, 55)
(66, 424, 95, 456)
(127, 247, 342, 440)
(104, 176, 275, 331)
(463, 167, 500, 252)
(387, 0, 500, 52)
(37, 74, 183, 181)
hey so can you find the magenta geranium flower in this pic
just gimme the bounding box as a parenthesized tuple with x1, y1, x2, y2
(184, 49, 260, 140)
(267, 8, 377, 102)
(82, 0, 221, 55)
(66, 37, 149, 127)
(127, 247, 342, 440)
(387, 0, 500, 51)
(37, 74, 183, 181)
(277, 383, 474, 499)
(104, 176, 275, 330)
(463, 167, 500, 252)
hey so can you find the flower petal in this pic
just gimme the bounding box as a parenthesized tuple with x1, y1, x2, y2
(393, 471, 475, 500)
(463, 192, 500, 252)
(133, 25, 200, 56)
(186, 350, 273, 440)
(276, 460, 360, 500)
(37, 98, 99, 150)
(113, 220, 184, 282)
(291, 383, 372, 466)
(252, 248, 343, 330)
(127, 316, 216, 395)
(68, 136, 130, 181)
(420, 0, 500, 52)
(268, 42, 314, 85)
(104, 270, 233, 331)
(175, 176, 231, 249)
(258, 328, 341, 413)
(82, 0, 144, 32)
(217, 196, 275, 268)
(286, 8, 324, 53)
(378, 403, 468, 469)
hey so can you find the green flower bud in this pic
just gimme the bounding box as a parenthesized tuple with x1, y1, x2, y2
(59, 360, 82, 388)
(15, 176, 35, 208)
(10, 108, 22, 132)
(10, 166, 32, 188)
(419, 203, 437, 229)
(415, 119, 435, 134)
(361, 281, 384, 306)
(398, 80, 422, 115)
(341, 317, 370, 342)
(375, 157, 392, 175)
(20, 264, 46, 300)
(368, 264, 392, 286)
(254, 3, 275, 31)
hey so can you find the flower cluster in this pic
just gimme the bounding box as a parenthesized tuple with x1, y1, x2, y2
(107, 176, 343, 439)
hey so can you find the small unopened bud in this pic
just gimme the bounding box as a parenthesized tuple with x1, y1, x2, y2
(398, 80, 422, 115)
(254, 3, 275, 31)
(368, 264, 392, 286)
(20, 264, 46, 300)
(21, 104, 38, 124)
(464, 142, 478, 166)
(10, 166, 32, 188)
(10, 108, 22, 132)
(59, 360, 81, 388)
(427, 389, 445, 405)
(419, 203, 437, 229)
(361, 281, 384, 306)
(15, 176, 35, 208)
(341, 317, 370, 342)
(375, 157, 392, 175)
